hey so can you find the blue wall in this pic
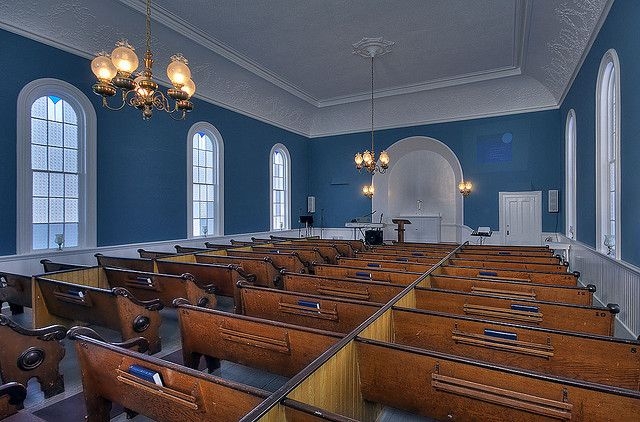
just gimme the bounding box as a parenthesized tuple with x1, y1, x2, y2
(561, 0, 640, 266)
(310, 110, 563, 232)
(0, 28, 308, 256)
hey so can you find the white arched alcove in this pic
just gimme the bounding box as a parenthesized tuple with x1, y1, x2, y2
(372, 136, 464, 242)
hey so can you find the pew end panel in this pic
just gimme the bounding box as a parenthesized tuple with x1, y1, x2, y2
(112, 288, 163, 354)
(0, 272, 33, 315)
(0, 382, 27, 420)
(0, 315, 67, 398)
(69, 327, 269, 422)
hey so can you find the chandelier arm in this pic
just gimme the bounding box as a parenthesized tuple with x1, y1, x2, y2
(101, 91, 136, 111)
(150, 91, 171, 112)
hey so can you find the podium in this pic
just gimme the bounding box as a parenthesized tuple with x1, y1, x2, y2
(391, 219, 412, 243)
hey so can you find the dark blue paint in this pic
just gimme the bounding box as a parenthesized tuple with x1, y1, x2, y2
(560, 0, 640, 266)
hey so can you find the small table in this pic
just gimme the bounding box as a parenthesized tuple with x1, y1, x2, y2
(391, 219, 412, 243)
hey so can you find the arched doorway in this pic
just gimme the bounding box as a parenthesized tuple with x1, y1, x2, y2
(372, 136, 465, 242)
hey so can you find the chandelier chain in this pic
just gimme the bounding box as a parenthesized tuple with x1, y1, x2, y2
(371, 56, 374, 152)
(145, 0, 152, 54)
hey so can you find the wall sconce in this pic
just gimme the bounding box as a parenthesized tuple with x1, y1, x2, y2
(458, 180, 472, 197)
(362, 184, 374, 198)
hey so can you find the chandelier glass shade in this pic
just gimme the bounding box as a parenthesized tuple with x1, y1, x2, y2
(353, 38, 392, 175)
(362, 184, 374, 198)
(90, 0, 196, 120)
(458, 180, 473, 196)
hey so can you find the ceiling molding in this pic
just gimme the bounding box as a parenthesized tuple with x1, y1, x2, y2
(515, 0, 533, 71)
(0, 20, 93, 60)
(117, 0, 320, 105)
(558, 0, 615, 105)
(317, 67, 522, 108)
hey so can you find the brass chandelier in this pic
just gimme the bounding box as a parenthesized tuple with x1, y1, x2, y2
(90, 0, 196, 120)
(353, 37, 393, 174)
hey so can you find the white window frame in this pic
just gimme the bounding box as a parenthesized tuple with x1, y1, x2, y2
(16, 78, 96, 254)
(565, 109, 577, 239)
(187, 122, 224, 238)
(269, 143, 291, 231)
(595, 49, 621, 259)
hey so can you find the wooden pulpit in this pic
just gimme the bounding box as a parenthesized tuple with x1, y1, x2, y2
(391, 219, 412, 243)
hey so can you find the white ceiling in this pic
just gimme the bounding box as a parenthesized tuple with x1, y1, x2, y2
(0, 0, 612, 137)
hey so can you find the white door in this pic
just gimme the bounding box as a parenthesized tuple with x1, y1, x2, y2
(499, 191, 542, 245)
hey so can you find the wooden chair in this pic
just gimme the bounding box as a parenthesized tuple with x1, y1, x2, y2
(0, 315, 66, 398)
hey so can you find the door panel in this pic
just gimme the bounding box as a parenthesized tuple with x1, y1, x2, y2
(500, 192, 542, 246)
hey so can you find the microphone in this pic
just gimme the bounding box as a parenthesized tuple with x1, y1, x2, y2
(379, 213, 383, 224)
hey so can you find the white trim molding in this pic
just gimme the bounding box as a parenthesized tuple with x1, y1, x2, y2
(186, 122, 225, 238)
(595, 48, 621, 259)
(565, 108, 577, 239)
(16, 78, 97, 254)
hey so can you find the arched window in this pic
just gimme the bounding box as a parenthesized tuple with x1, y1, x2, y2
(270, 144, 291, 230)
(595, 49, 621, 258)
(17, 79, 96, 253)
(187, 122, 224, 237)
(565, 109, 577, 239)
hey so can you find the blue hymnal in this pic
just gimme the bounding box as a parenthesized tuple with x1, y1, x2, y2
(479, 271, 498, 277)
(510, 304, 539, 313)
(367, 263, 380, 268)
(484, 329, 518, 341)
(128, 364, 163, 386)
(298, 300, 320, 309)
(67, 288, 84, 298)
(355, 271, 371, 278)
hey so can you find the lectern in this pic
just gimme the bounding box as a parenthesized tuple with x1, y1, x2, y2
(391, 218, 412, 243)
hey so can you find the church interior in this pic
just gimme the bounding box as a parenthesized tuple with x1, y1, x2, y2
(1, 0, 639, 420)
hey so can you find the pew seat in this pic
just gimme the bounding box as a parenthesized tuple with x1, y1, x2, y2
(313, 264, 422, 284)
(436, 265, 580, 286)
(0, 315, 66, 398)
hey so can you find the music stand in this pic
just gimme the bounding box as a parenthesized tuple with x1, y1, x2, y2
(471, 226, 492, 245)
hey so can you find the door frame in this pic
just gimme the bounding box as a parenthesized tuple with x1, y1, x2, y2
(498, 191, 542, 245)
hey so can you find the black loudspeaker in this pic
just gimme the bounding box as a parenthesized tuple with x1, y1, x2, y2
(365, 230, 383, 245)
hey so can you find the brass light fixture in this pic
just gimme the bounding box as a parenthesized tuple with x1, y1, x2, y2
(90, 0, 196, 120)
(353, 38, 393, 174)
(362, 184, 374, 198)
(459, 180, 473, 196)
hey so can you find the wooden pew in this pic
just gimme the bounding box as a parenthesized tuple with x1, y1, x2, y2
(204, 241, 234, 250)
(414, 287, 619, 336)
(313, 264, 422, 284)
(389, 307, 640, 390)
(237, 283, 380, 333)
(175, 245, 209, 254)
(193, 253, 282, 288)
(270, 235, 368, 253)
(421, 274, 596, 306)
(252, 245, 332, 266)
(356, 250, 447, 260)
(0, 315, 66, 398)
(336, 256, 439, 273)
(68, 327, 269, 422)
(0, 272, 31, 315)
(227, 249, 307, 274)
(0, 382, 27, 420)
(282, 273, 405, 304)
(40, 259, 88, 272)
(355, 338, 640, 421)
(95, 254, 155, 272)
(33, 273, 163, 354)
(435, 265, 580, 286)
(137, 248, 176, 259)
(455, 251, 562, 265)
(252, 240, 342, 263)
(462, 244, 555, 257)
(175, 301, 342, 375)
(268, 237, 359, 258)
(447, 257, 569, 273)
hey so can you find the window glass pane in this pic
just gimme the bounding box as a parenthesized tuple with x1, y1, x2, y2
(48, 224, 64, 248)
(31, 119, 47, 145)
(193, 184, 200, 201)
(192, 204, 199, 219)
(207, 219, 213, 235)
(48, 122, 63, 146)
(206, 168, 213, 184)
(63, 103, 77, 125)
(48, 147, 63, 171)
(33, 172, 48, 197)
(193, 219, 200, 236)
(32, 145, 47, 170)
(274, 151, 283, 165)
(31, 97, 47, 118)
(33, 224, 48, 249)
(49, 198, 64, 223)
(199, 167, 205, 183)
(49, 173, 64, 197)
(206, 151, 213, 167)
(64, 148, 78, 173)
(64, 124, 78, 149)
(207, 202, 214, 217)
(48, 97, 63, 122)
(65, 223, 78, 247)
(199, 150, 206, 166)
(65, 199, 78, 222)
(609, 163, 615, 191)
(199, 202, 207, 218)
(200, 185, 207, 201)
(65, 174, 78, 198)
(33, 198, 48, 223)
(207, 185, 214, 201)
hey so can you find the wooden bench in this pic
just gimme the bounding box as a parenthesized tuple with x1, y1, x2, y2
(40, 259, 88, 272)
(355, 337, 640, 421)
(237, 282, 380, 333)
(227, 249, 307, 274)
(204, 241, 234, 250)
(413, 287, 619, 336)
(175, 245, 210, 254)
(436, 265, 580, 286)
(95, 254, 155, 272)
(0, 272, 31, 315)
(175, 300, 342, 375)
(68, 327, 269, 422)
(462, 244, 555, 257)
(420, 274, 596, 306)
(282, 273, 405, 304)
(33, 274, 163, 354)
(0, 382, 27, 420)
(0, 315, 66, 398)
(356, 250, 447, 261)
(456, 251, 562, 265)
(251, 245, 329, 267)
(192, 253, 282, 288)
(313, 264, 422, 284)
(336, 256, 440, 273)
(447, 257, 569, 273)
(389, 307, 640, 390)
(270, 235, 367, 253)
(252, 240, 342, 263)
(137, 248, 176, 259)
